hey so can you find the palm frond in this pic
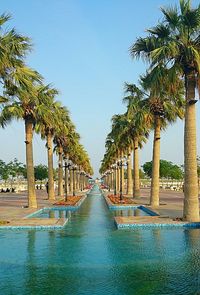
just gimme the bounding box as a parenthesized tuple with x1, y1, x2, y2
(160, 6, 179, 28)
(147, 23, 170, 38)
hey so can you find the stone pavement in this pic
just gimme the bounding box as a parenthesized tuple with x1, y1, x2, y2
(0, 189, 87, 227)
(125, 188, 191, 218)
(0, 190, 55, 220)
(106, 188, 200, 227)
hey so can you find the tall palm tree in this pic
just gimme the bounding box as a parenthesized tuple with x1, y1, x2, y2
(35, 85, 60, 201)
(123, 83, 149, 198)
(108, 114, 127, 195)
(0, 13, 42, 208)
(0, 69, 43, 208)
(54, 111, 76, 198)
(130, 0, 200, 221)
(140, 67, 184, 207)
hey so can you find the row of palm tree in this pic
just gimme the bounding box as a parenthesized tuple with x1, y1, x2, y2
(100, 0, 200, 222)
(0, 13, 93, 208)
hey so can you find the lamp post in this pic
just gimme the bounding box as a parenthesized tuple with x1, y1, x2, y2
(64, 158, 72, 201)
(58, 158, 72, 201)
(72, 164, 77, 196)
(117, 156, 127, 201)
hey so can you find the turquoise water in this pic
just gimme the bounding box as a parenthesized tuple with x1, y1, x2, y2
(0, 185, 200, 295)
(32, 207, 149, 219)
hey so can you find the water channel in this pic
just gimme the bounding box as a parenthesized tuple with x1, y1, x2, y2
(0, 185, 200, 294)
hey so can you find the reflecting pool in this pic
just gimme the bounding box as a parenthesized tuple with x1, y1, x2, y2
(0, 185, 200, 295)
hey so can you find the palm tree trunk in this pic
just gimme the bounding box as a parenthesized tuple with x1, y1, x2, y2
(76, 169, 80, 191)
(25, 118, 37, 208)
(73, 169, 76, 196)
(111, 171, 114, 191)
(64, 164, 68, 201)
(114, 168, 117, 195)
(132, 152, 134, 195)
(80, 173, 83, 191)
(127, 152, 133, 195)
(69, 169, 73, 194)
(183, 73, 199, 221)
(133, 137, 140, 198)
(58, 146, 63, 197)
(117, 166, 120, 193)
(46, 133, 55, 200)
(150, 116, 161, 207)
(115, 168, 117, 194)
(121, 166, 125, 194)
(82, 174, 85, 190)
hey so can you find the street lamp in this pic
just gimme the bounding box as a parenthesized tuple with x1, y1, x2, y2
(72, 164, 77, 196)
(64, 158, 73, 201)
(117, 156, 127, 201)
(59, 157, 72, 201)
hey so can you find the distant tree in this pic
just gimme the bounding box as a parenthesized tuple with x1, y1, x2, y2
(143, 160, 183, 180)
(34, 164, 48, 181)
(0, 158, 26, 182)
(142, 161, 152, 178)
(0, 160, 9, 181)
(169, 165, 183, 180)
(139, 169, 146, 179)
(7, 158, 26, 179)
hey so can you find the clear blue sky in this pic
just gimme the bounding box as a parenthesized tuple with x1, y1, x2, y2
(0, 0, 200, 177)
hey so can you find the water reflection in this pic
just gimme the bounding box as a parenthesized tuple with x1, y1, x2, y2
(25, 231, 37, 294)
(59, 210, 64, 218)
(49, 211, 55, 218)
(0, 185, 200, 295)
(112, 207, 149, 217)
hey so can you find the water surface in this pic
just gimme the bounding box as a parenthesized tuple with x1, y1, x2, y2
(0, 185, 199, 295)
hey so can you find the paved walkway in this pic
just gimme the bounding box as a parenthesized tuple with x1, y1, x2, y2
(0, 189, 87, 226)
(107, 188, 200, 220)
(126, 188, 193, 218)
(0, 190, 55, 220)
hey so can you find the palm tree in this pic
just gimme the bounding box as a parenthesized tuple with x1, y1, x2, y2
(108, 114, 127, 195)
(126, 149, 133, 195)
(35, 85, 60, 201)
(54, 135, 64, 198)
(54, 112, 76, 198)
(0, 70, 43, 208)
(140, 67, 184, 207)
(100, 137, 119, 193)
(130, 0, 200, 221)
(63, 129, 79, 194)
(123, 83, 149, 198)
(0, 13, 42, 208)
